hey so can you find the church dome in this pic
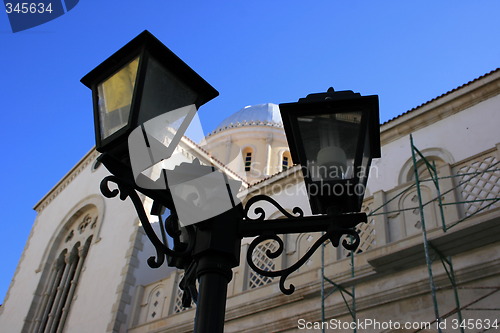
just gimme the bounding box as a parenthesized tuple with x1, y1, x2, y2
(209, 103, 282, 135)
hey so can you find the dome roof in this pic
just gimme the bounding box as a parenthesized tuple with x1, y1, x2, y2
(209, 103, 282, 135)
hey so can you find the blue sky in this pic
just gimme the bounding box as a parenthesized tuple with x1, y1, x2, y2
(0, 1, 499, 305)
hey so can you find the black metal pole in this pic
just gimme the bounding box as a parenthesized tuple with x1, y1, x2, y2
(192, 207, 242, 332)
(194, 253, 233, 333)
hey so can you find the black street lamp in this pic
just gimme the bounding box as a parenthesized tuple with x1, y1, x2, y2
(81, 30, 218, 164)
(81, 31, 380, 333)
(279, 88, 381, 215)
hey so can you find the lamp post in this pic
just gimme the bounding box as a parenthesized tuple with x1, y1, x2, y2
(81, 30, 380, 333)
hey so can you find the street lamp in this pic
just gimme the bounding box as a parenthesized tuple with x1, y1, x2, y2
(81, 31, 380, 333)
(81, 30, 218, 164)
(279, 88, 381, 215)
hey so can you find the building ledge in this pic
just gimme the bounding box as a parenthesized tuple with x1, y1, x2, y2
(367, 209, 500, 272)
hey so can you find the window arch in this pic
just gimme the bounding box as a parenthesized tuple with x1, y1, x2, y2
(146, 285, 165, 320)
(281, 151, 292, 171)
(29, 208, 98, 333)
(398, 147, 454, 185)
(407, 156, 446, 182)
(242, 147, 254, 172)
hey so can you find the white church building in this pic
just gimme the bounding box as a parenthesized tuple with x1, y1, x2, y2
(1, 69, 499, 332)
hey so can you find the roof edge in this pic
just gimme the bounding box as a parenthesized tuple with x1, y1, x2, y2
(381, 68, 500, 143)
(383, 68, 500, 126)
(33, 148, 99, 212)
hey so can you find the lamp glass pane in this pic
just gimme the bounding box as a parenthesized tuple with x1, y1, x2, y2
(297, 111, 362, 181)
(97, 56, 140, 140)
(138, 57, 198, 126)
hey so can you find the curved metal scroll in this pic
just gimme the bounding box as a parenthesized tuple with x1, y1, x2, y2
(244, 194, 304, 221)
(100, 175, 194, 268)
(246, 226, 360, 295)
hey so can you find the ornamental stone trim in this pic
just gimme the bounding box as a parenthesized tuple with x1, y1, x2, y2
(207, 121, 283, 137)
(34, 149, 100, 213)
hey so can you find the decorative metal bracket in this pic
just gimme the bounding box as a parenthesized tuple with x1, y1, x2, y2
(246, 228, 360, 295)
(244, 194, 305, 221)
(100, 175, 195, 268)
(241, 195, 365, 295)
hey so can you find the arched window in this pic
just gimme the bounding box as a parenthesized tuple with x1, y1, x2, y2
(398, 148, 454, 185)
(282, 151, 292, 171)
(146, 285, 165, 319)
(30, 210, 98, 332)
(406, 156, 446, 183)
(243, 147, 253, 172)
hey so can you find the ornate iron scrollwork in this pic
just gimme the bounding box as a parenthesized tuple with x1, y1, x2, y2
(243, 196, 363, 295)
(244, 194, 304, 221)
(100, 175, 195, 268)
(246, 227, 360, 295)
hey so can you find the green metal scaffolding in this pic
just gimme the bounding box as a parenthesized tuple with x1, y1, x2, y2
(320, 134, 500, 332)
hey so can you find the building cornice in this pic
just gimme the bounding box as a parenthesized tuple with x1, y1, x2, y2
(33, 148, 99, 213)
(207, 121, 283, 137)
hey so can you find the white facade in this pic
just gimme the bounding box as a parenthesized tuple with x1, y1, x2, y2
(1, 69, 499, 332)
